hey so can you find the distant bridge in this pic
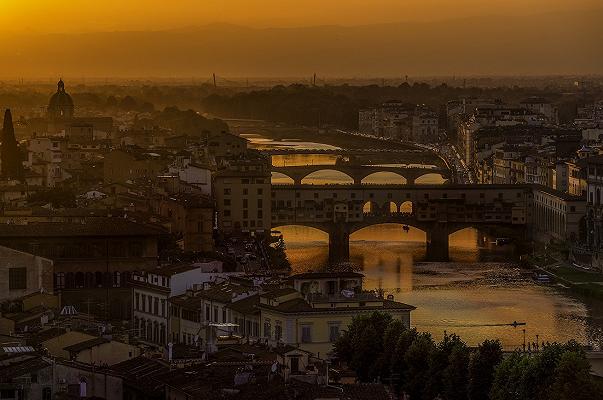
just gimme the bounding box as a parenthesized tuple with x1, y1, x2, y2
(271, 184, 533, 263)
(272, 164, 452, 185)
(261, 147, 432, 156)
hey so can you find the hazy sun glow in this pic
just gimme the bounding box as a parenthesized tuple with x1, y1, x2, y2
(1, 0, 600, 33)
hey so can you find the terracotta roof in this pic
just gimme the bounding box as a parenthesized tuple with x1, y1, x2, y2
(0, 356, 50, 381)
(64, 337, 109, 353)
(258, 298, 415, 314)
(110, 356, 169, 395)
(261, 288, 298, 299)
(227, 294, 260, 315)
(0, 219, 164, 237)
(30, 327, 67, 344)
(288, 271, 364, 280)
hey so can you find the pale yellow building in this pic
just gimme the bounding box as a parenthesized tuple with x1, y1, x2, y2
(257, 276, 415, 357)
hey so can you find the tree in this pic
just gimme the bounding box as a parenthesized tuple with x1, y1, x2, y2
(351, 324, 381, 381)
(267, 235, 290, 269)
(548, 351, 598, 400)
(376, 319, 406, 381)
(1, 109, 23, 180)
(490, 352, 531, 400)
(468, 339, 503, 400)
(120, 95, 138, 111)
(333, 312, 394, 382)
(105, 95, 118, 108)
(443, 342, 470, 400)
(424, 333, 465, 399)
(403, 333, 435, 400)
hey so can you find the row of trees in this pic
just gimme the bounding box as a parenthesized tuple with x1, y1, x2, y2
(334, 312, 601, 400)
(151, 106, 228, 137)
(200, 83, 594, 129)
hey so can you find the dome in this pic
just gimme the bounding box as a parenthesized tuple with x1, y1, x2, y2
(47, 79, 74, 119)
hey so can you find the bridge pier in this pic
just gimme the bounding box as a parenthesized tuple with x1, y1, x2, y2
(406, 177, 416, 185)
(426, 224, 450, 261)
(328, 223, 350, 264)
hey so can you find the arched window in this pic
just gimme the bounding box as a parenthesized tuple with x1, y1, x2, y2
(75, 272, 85, 288)
(113, 271, 121, 288)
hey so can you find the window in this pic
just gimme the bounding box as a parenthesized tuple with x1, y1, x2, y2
(275, 323, 282, 341)
(55, 272, 65, 289)
(243, 188, 248, 195)
(301, 325, 312, 343)
(206, 305, 211, 320)
(290, 356, 300, 373)
(222, 309, 227, 322)
(9, 268, 27, 290)
(224, 188, 231, 195)
(135, 293, 140, 310)
(327, 280, 336, 295)
(257, 188, 263, 195)
(264, 319, 272, 338)
(329, 325, 340, 342)
(224, 199, 231, 206)
(243, 199, 248, 208)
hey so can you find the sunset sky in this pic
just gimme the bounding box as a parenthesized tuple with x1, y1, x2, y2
(0, 0, 601, 77)
(1, 0, 601, 32)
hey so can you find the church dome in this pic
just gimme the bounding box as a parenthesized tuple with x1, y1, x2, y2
(47, 79, 74, 119)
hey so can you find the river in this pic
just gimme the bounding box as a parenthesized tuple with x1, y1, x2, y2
(243, 132, 603, 350)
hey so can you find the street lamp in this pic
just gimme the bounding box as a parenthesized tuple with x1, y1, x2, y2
(522, 329, 526, 352)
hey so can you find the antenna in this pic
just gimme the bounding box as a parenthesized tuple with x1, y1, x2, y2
(213, 73, 217, 88)
(313, 73, 316, 87)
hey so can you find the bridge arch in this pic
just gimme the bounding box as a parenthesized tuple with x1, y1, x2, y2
(272, 224, 329, 238)
(350, 222, 427, 237)
(361, 171, 407, 185)
(300, 169, 354, 185)
(271, 172, 295, 185)
(415, 172, 449, 184)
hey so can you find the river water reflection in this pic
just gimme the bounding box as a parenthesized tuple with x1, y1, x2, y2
(243, 132, 603, 349)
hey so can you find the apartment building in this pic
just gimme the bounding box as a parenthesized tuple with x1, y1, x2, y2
(213, 153, 272, 235)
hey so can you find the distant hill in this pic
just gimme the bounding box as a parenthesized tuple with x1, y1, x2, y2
(2, 9, 602, 78)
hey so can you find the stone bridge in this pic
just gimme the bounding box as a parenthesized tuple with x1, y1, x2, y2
(271, 184, 533, 263)
(271, 164, 452, 185)
(262, 148, 429, 156)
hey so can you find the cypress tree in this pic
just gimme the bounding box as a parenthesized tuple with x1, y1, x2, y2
(1, 109, 23, 180)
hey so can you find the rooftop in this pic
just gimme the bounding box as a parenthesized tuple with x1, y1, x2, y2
(63, 337, 110, 353)
(0, 219, 164, 238)
(227, 294, 260, 315)
(289, 271, 364, 280)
